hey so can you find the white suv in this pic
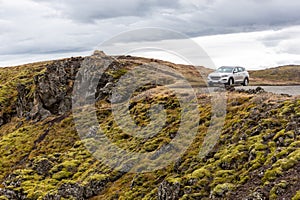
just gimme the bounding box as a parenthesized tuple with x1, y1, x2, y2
(207, 66, 249, 86)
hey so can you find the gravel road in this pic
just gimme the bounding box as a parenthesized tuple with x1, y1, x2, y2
(194, 85, 300, 96)
(235, 85, 300, 96)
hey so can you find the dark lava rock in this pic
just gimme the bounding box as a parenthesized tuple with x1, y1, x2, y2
(285, 122, 298, 132)
(158, 180, 183, 200)
(244, 190, 267, 200)
(237, 86, 266, 95)
(0, 188, 24, 200)
(83, 177, 109, 198)
(225, 85, 235, 92)
(32, 158, 54, 176)
(16, 57, 83, 121)
(43, 175, 111, 200)
(43, 192, 61, 200)
(0, 117, 4, 127)
(57, 182, 85, 200)
(15, 52, 123, 122)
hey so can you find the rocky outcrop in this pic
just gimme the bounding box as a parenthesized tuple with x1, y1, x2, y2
(16, 83, 33, 118)
(57, 182, 85, 200)
(31, 57, 83, 120)
(15, 57, 83, 121)
(226, 86, 266, 94)
(15, 51, 125, 121)
(0, 188, 24, 200)
(158, 180, 183, 200)
(32, 158, 54, 176)
(3, 169, 112, 200)
(43, 177, 111, 200)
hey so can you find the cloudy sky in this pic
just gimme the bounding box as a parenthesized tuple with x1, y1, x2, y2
(1, 0, 300, 69)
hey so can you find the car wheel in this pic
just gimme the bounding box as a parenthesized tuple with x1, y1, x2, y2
(242, 78, 249, 86)
(227, 78, 234, 86)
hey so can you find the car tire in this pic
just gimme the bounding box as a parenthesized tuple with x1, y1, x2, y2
(242, 78, 249, 86)
(227, 78, 234, 86)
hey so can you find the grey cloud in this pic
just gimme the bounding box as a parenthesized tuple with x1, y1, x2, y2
(1, 0, 300, 67)
(32, 0, 300, 36)
(259, 34, 288, 47)
(258, 26, 300, 54)
(185, 0, 300, 35)
(33, 0, 180, 22)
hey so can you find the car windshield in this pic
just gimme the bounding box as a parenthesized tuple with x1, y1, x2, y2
(216, 67, 234, 73)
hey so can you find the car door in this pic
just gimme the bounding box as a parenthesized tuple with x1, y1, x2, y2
(237, 67, 244, 82)
(233, 67, 240, 82)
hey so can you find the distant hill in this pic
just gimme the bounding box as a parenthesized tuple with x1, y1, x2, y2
(250, 65, 300, 85)
(0, 52, 299, 199)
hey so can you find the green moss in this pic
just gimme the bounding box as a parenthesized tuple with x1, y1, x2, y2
(262, 167, 283, 183)
(0, 62, 47, 116)
(288, 149, 300, 161)
(280, 103, 294, 116)
(211, 183, 235, 197)
(277, 158, 298, 171)
(273, 129, 285, 141)
(52, 171, 73, 180)
(107, 68, 128, 79)
(142, 188, 158, 200)
(52, 160, 80, 173)
(3, 169, 58, 199)
(292, 191, 300, 200)
(0, 124, 50, 180)
(254, 142, 268, 151)
(238, 175, 250, 184)
(215, 170, 235, 178)
(86, 174, 108, 182)
(190, 168, 211, 179)
(269, 180, 288, 200)
(166, 177, 182, 184)
(181, 192, 207, 200)
(290, 141, 300, 148)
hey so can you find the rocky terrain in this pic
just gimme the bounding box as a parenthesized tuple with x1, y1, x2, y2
(0, 51, 299, 200)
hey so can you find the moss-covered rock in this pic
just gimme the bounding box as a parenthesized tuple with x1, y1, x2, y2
(1, 55, 300, 200)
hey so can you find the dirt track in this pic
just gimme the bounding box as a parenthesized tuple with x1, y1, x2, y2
(235, 85, 300, 96)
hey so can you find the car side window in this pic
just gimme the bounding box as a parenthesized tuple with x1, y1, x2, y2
(233, 68, 238, 73)
(238, 67, 244, 72)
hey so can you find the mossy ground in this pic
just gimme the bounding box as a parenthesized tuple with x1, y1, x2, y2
(91, 92, 300, 200)
(0, 59, 300, 199)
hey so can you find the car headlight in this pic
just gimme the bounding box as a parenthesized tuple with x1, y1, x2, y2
(221, 75, 228, 78)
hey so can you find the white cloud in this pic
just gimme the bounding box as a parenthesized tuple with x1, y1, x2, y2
(115, 27, 300, 70)
(195, 26, 300, 69)
(193, 31, 278, 69)
(0, 0, 300, 68)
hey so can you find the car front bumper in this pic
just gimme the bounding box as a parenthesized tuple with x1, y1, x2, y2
(207, 77, 229, 85)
